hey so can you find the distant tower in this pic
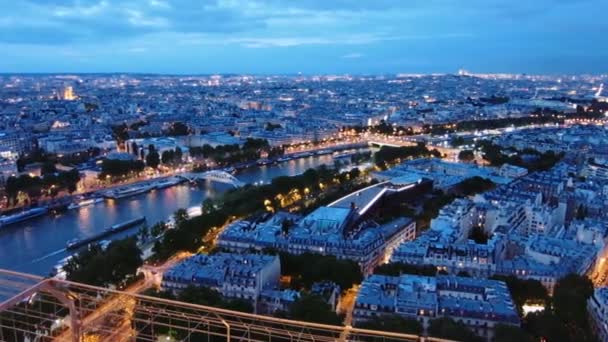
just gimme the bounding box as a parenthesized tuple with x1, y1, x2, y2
(63, 86, 76, 101)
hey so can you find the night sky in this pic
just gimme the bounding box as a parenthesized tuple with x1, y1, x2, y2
(1, 0, 606, 74)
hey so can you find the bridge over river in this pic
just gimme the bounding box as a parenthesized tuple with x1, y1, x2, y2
(178, 170, 245, 188)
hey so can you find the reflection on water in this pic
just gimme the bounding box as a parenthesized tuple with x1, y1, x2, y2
(0, 152, 342, 275)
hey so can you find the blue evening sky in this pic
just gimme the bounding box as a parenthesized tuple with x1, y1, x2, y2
(0, 0, 606, 74)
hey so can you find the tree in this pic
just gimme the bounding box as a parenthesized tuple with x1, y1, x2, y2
(450, 136, 466, 147)
(468, 226, 489, 244)
(494, 324, 534, 342)
(150, 222, 166, 237)
(552, 274, 594, 340)
(428, 317, 482, 342)
(167, 122, 190, 136)
(523, 274, 595, 342)
(41, 160, 57, 175)
(139, 223, 149, 242)
(374, 144, 438, 169)
(174, 147, 183, 163)
(202, 199, 215, 215)
(146, 151, 160, 168)
(281, 219, 293, 235)
(454, 176, 495, 196)
(64, 237, 142, 286)
(280, 252, 363, 290)
(131, 141, 139, 157)
(111, 123, 129, 143)
(576, 204, 587, 220)
(524, 311, 571, 342)
(489, 275, 548, 314)
(356, 314, 422, 335)
(173, 208, 189, 228)
(458, 149, 475, 162)
(288, 294, 342, 325)
(99, 159, 145, 178)
(161, 150, 175, 165)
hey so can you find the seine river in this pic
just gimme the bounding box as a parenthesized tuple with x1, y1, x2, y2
(0, 154, 343, 276)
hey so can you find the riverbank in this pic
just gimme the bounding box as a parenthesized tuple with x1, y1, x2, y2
(0, 150, 359, 275)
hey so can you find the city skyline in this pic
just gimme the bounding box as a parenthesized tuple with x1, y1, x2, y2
(1, 0, 607, 75)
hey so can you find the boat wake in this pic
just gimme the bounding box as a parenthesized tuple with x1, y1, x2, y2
(30, 248, 66, 264)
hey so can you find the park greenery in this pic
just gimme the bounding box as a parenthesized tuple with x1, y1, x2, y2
(145, 144, 160, 168)
(160, 146, 183, 166)
(63, 237, 143, 287)
(489, 275, 548, 316)
(99, 158, 145, 179)
(152, 165, 367, 261)
(189, 138, 283, 165)
(4, 169, 80, 206)
(523, 274, 596, 342)
(373, 143, 441, 169)
(468, 226, 490, 244)
(16, 147, 101, 173)
(286, 293, 343, 326)
(414, 190, 455, 230)
(453, 176, 495, 196)
(373, 262, 438, 277)
(166, 121, 191, 136)
(346, 112, 567, 138)
(493, 324, 535, 342)
(279, 252, 363, 291)
(356, 314, 423, 335)
(476, 140, 564, 172)
(458, 149, 475, 162)
(428, 317, 483, 342)
(412, 176, 494, 230)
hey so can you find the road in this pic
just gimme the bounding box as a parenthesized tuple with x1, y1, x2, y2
(590, 255, 608, 287)
(54, 252, 192, 342)
(337, 285, 360, 341)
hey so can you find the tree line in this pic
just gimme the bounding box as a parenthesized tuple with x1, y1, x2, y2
(152, 165, 365, 261)
(5, 169, 80, 206)
(374, 142, 441, 169)
(476, 140, 564, 172)
(189, 138, 283, 165)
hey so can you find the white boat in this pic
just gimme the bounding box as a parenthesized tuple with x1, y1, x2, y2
(67, 198, 103, 210)
(104, 184, 154, 200)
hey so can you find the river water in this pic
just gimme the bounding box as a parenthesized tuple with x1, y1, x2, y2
(0, 154, 343, 276)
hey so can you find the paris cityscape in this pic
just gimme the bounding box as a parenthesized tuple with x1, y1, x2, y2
(1, 1, 608, 342)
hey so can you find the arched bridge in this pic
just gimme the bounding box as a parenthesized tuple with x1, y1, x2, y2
(179, 170, 245, 187)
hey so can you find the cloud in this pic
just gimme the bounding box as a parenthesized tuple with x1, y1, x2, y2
(0, 0, 267, 44)
(0, 0, 606, 74)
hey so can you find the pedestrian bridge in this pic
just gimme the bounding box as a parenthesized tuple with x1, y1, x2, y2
(178, 170, 245, 187)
